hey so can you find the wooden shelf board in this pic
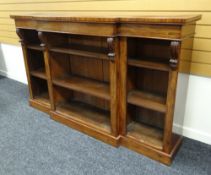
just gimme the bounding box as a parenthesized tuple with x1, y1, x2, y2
(30, 68, 47, 80)
(128, 58, 170, 72)
(27, 44, 43, 51)
(127, 121, 163, 150)
(56, 101, 111, 133)
(127, 90, 166, 113)
(53, 75, 110, 100)
(34, 92, 50, 106)
(50, 47, 108, 60)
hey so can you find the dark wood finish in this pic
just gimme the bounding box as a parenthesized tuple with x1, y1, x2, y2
(12, 14, 200, 165)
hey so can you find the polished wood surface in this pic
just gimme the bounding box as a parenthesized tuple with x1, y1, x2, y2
(12, 14, 200, 165)
(11, 13, 201, 24)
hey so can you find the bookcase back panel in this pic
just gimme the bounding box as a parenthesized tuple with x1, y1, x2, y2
(28, 50, 45, 72)
(31, 77, 49, 98)
(70, 55, 110, 82)
(72, 91, 110, 111)
(128, 66, 168, 98)
(133, 106, 164, 129)
(21, 29, 40, 45)
(128, 38, 171, 65)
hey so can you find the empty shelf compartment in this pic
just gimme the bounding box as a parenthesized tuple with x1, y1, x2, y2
(127, 121, 163, 150)
(34, 92, 50, 106)
(56, 101, 111, 133)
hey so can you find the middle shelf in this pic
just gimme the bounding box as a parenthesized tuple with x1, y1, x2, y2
(52, 75, 110, 100)
(30, 68, 47, 80)
(127, 90, 166, 113)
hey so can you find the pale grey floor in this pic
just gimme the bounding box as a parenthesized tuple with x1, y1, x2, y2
(0, 75, 210, 175)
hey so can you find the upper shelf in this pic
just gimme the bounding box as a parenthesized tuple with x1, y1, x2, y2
(50, 47, 108, 60)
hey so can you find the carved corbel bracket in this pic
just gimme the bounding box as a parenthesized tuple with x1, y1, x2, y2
(169, 41, 180, 70)
(16, 28, 26, 46)
(38, 31, 48, 50)
(107, 37, 115, 61)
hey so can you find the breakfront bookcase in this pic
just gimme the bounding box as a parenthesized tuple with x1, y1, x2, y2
(11, 14, 201, 165)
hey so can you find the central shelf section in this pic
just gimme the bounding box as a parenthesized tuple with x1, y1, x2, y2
(45, 32, 114, 135)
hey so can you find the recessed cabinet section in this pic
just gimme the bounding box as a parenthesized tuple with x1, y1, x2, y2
(12, 14, 201, 165)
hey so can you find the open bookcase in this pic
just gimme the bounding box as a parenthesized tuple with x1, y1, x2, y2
(12, 14, 201, 165)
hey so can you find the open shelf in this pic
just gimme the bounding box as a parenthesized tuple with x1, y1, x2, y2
(56, 101, 111, 133)
(34, 92, 50, 106)
(128, 90, 166, 113)
(30, 68, 46, 80)
(127, 121, 163, 150)
(53, 75, 110, 100)
(50, 47, 108, 60)
(128, 58, 170, 72)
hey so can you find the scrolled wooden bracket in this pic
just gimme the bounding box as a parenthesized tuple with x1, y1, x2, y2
(38, 31, 48, 49)
(107, 37, 115, 61)
(169, 41, 180, 70)
(16, 28, 26, 45)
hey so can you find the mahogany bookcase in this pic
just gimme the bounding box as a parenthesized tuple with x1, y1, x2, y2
(11, 14, 201, 165)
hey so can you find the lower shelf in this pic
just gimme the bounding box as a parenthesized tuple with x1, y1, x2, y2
(127, 121, 163, 150)
(34, 92, 50, 106)
(29, 92, 51, 114)
(56, 101, 111, 133)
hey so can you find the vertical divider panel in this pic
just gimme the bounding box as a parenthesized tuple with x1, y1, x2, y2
(119, 37, 127, 135)
(163, 41, 181, 153)
(38, 31, 55, 110)
(108, 37, 119, 136)
(16, 28, 33, 99)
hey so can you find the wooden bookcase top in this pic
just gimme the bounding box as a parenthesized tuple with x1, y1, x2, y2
(11, 13, 201, 24)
